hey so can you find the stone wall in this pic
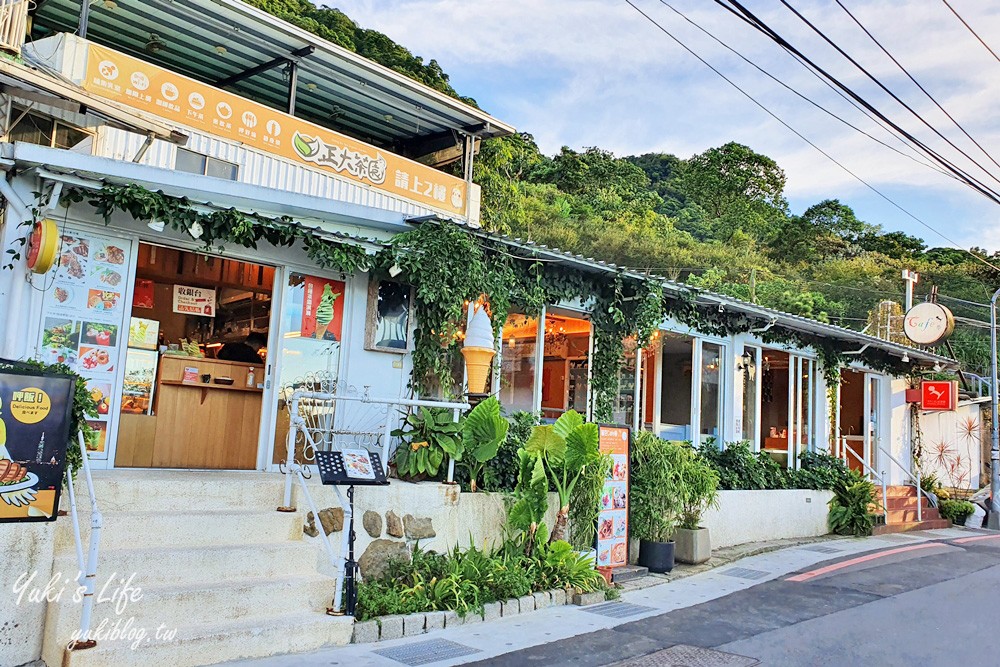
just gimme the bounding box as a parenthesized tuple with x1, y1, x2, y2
(296, 480, 559, 579)
(701, 489, 833, 548)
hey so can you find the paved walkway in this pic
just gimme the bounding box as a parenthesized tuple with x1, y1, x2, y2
(226, 527, 983, 667)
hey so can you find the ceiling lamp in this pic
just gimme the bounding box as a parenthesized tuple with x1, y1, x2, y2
(215, 45, 228, 55)
(145, 33, 166, 54)
(101, 0, 118, 9)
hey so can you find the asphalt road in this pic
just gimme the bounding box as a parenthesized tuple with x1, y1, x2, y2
(465, 534, 1000, 666)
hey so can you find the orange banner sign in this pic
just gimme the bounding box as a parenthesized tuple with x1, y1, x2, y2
(83, 44, 467, 215)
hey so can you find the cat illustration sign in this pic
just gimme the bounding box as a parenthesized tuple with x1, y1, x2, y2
(921, 380, 957, 411)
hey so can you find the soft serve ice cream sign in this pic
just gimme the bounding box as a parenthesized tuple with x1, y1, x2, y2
(462, 306, 495, 395)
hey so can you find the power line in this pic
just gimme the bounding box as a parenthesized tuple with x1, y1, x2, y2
(835, 0, 1000, 175)
(776, 0, 1000, 189)
(713, 0, 1000, 206)
(706, 0, 1000, 272)
(941, 0, 1000, 65)
(656, 0, 954, 181)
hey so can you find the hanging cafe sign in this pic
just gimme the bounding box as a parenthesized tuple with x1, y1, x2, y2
(902, 302, 955, 346)
(80, 43, 468, 216)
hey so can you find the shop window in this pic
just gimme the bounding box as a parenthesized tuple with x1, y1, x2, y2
(741, 346, 760, 445)
(540, 312, 591, 421)
(499, 313, 538, 413)
(659, 334, 694, 441)
(8, 104, 91, 152)
(699, 342, 724, 444)
(759, 350, 818, 468)
(175, 147, 239, 180)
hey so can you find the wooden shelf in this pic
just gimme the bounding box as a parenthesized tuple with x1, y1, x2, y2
(160, 379, 262, 393)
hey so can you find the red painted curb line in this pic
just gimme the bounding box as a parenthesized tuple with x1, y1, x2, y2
(786, 542, 944, 582)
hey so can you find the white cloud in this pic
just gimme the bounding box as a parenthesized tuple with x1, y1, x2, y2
(342, 0, 1000, 247)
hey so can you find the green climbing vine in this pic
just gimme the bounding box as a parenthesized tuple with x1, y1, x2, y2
(62, 184, 372, 274)
(53, 184, 913, 411)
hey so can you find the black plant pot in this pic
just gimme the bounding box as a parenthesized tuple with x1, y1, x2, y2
(638, 539, 675, 573)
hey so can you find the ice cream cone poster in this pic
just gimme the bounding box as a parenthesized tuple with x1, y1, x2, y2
(0, 368, 75, 522)
(301, 277, 345, 341)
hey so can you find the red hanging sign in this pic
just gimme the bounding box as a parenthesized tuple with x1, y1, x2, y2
(921, 380, 957, 411)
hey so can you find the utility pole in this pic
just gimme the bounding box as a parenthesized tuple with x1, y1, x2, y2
(902, 269, 919, 312)
(990, 288, 1000, 529)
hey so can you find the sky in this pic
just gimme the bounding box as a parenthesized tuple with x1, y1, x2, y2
(340, 0, 1000, 252)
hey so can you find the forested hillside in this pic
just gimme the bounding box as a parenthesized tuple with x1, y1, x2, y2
(250, 0, 993, 374)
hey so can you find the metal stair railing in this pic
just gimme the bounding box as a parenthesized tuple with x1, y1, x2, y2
(65, 430, 102, 652)
(840, 438, 888, 522)
(878, 445, 928, 523)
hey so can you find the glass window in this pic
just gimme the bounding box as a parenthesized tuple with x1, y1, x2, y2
(614, 338, 638, 427)
(176, 148, 239, 180)
(699, 342, 723, 444)
(659, 334, 693, 441)
(540, 312, 590, 421)
(8, 105, 91, 152)
(54, 122, 91, 151)
(499, 313, 538, 414)
(175, 148, 206, 174)
(741, 346, 759, 444)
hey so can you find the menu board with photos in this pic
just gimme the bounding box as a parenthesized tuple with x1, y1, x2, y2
(596, 425, 630, 570)
(37, 229, 132, 459)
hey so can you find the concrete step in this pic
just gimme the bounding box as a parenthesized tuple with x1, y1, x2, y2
(612, 565, 648, 583)
(52, 539, 321, 588)
(54, 509, 303, 553)
(880, 497, 932, 511)
(84, 470, 286, 512)
(873, 518, 951, 535)
(875, 485, 920, 499)
(45, 573, 336, 643)
(55, 610, 353, 667)
(886, 507, 943, 523)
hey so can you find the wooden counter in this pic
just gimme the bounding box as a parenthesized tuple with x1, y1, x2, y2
(115, 356, 263, 469)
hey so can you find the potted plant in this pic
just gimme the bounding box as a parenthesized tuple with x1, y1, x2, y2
(630, 432, 683, 573)
(674, 446, 719, 564)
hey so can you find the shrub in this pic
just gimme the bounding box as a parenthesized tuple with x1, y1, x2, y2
(677, 448, 720, 530)
(828, 470, 877, 536)
(698, 440, 787, 490)
(939, 499, 976, 525)
(465, 410, 536, 492)
(568, 451, 612, 550)
(630, 432, 684, 542)
(789, 451, 853, 490)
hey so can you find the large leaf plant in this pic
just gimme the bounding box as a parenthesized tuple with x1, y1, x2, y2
(391, 407, 463, 481)
(458, 396, 509, 492)
(524, 410, 601, 543)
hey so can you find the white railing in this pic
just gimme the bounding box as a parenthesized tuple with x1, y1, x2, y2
(840, 438, 888, 522)
(65, 431, 102, 652)
(0, 0, 28, 54)
(878, 444, 927, 523)
(278, 385, 468, 613)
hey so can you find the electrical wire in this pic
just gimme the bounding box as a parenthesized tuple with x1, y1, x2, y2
(941, 0, 1000, 65)
(713, 0, 1000, 205)
(835, 0, 1000, 175)
(656, 0, 954, 181)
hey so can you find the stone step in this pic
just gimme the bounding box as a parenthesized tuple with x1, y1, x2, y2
(611, 565, 648, 584)
(875, 485, 920, 499)
(54, 509, 303, 553)
(45, 573, 336, 645)
(872, 518, 951, 535)
(51, 540, 321, 588)
(880, 496, 932, 511)
(82, 470, 286, 513)
(54, 610, 353, 667)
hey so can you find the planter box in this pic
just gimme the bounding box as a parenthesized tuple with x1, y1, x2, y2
(701, 489, 833, 548)
(674, 527, 711, 564)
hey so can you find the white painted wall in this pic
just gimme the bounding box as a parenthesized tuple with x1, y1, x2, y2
(701, 489, 833, 548)
(918, 399, 987, 490)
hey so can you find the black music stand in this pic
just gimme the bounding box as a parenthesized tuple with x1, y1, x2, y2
(314, 450, 389, 615)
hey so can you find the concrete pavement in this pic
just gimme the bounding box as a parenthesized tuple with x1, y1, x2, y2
(225, 527, 992, 667)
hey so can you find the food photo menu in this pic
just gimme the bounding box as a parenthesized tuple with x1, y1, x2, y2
(37, 229, 132, 459)
(596, 425, 630, 569)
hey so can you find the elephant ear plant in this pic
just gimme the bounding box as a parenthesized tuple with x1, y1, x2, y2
(458, 396, 509, 492)
(524, 410, 601, 544)
(392, 407, 464, 481)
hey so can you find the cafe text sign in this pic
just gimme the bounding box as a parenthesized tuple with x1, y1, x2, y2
(82, 44, 467, 216)
(903, 302, 955, 346)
